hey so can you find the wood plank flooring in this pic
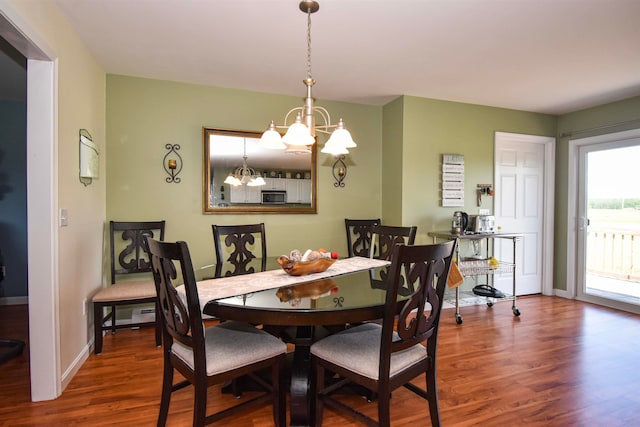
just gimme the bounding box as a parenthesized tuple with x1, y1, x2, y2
(1, 296, 639, 426)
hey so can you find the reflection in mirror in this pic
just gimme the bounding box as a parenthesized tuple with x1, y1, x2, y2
(203, 128, 317, 214)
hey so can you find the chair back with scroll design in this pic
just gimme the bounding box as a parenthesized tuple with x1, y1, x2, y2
(146, 237, 286, 427)
(369, 224, 417, 295)
(311, 240, 456, 427)
(212, 223, 267, 278)
(92, 220, 165, 354)
(345, 218, 380, 257)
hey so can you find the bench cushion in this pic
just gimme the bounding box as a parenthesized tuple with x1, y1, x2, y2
(92, 280, 157, 303)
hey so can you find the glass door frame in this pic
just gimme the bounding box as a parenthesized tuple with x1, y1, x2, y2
(574, 129, 640, 314)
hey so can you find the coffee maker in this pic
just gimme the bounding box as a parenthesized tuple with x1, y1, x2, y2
(452, 211, 468, 234)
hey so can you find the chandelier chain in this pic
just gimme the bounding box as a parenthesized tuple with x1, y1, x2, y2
(258, 1, 356, 156)
(306, 8, 312, 79)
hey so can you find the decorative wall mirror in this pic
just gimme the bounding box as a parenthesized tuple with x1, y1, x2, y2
(203, 127, 317, 214)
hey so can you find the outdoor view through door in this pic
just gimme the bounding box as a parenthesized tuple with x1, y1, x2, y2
(583, 144, 640, 307)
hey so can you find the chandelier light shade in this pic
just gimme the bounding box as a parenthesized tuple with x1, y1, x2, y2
(321, 118, 356, 155)
(259, 121, 287, 149)
(224, 138, 265, 187)
(282, 112, 316, 146)
(320, 141, 349, 156)
(258, 0, 357, 154)
(247, 175, 266, 186)
(326, 118, 356, 148)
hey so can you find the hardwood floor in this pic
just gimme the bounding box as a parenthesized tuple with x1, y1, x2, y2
(1, 295, 639, 426)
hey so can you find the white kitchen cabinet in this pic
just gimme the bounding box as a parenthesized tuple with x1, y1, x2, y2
(264, 178, 287, 191)
(229, 185, 261, 203)
(286, 179, 312, 203)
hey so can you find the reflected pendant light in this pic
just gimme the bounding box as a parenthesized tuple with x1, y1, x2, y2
(224, 138, 265, 187)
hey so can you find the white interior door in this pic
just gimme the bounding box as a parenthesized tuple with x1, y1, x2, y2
(494, 132, 553, 295)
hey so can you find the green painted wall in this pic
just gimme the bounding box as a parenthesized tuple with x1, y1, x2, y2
(554, 95, 640, 291)
(107, 74, 640, 294)
(398, 96, 557, 244)
(381, 97, 404, 225)
(6, 0, 108, 380)
(106, 75, 382, 268)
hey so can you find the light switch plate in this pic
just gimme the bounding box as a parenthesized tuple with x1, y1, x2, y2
(60, 208, 68, 227)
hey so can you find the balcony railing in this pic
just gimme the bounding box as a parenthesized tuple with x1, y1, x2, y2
(587, 226, 640, 281)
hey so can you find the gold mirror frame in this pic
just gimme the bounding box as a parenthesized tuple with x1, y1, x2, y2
(202, 127, 318, 214)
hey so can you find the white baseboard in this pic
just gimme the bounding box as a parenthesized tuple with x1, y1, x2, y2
(61, 338, 91, 392)
(0, 296, 28, 305)
(553, 289, 573, 299)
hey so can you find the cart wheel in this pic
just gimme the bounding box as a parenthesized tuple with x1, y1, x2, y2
(487, 301, 493, 307)
(456, 314, 463, 324)
(513, 307, 521, 316)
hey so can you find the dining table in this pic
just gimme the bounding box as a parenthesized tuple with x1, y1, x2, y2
(189, 256, 404, 427)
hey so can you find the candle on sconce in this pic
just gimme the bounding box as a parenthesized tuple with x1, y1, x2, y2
(164, 143, 181, 184)
(331, 154, 347, 187)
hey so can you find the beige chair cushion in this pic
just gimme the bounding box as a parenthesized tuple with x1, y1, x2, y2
(92, 280, 157, 302)
(171, 321, 286, 376)
(310, 322, 427, 380)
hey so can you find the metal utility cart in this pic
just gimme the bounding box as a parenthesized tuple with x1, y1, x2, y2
(428, 231, 522, 324)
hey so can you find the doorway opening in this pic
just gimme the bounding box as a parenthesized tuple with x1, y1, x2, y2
(1, 9, 59, 400)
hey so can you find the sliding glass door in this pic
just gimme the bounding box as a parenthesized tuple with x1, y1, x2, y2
(577, 138, 640, 312)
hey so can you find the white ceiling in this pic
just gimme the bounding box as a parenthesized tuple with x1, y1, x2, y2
(52, 0, 640, 116)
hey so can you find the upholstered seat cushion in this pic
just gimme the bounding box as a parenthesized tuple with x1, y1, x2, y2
(310, 322, 428, 380)
(92, 280, 157, 302)
(171, 321, 287, 376)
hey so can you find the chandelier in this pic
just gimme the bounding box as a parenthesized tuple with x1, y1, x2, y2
(258, 1, 357, 155)
(223, 138, 266, 187)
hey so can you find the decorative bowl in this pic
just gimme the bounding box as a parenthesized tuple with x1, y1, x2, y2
(277, 256, 336, 276)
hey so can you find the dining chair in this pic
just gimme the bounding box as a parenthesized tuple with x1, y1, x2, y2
(211, 223, 269, 396)
(92, 220, 165, 355)
(310, 240, 456, 427)
(369, 224, 417, 295)
(212, 223, 267, 278)
(369, 225, 417, 260)
(344, 218, 381, 257)
(145, 237, 287, 427)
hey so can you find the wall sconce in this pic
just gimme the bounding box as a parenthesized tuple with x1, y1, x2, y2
(163, 143, 182, 183)
(332, 155, 347, 188)
(79, 129, 99, 187)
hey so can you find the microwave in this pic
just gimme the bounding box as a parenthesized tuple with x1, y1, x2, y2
(261, 191, 286, 205)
